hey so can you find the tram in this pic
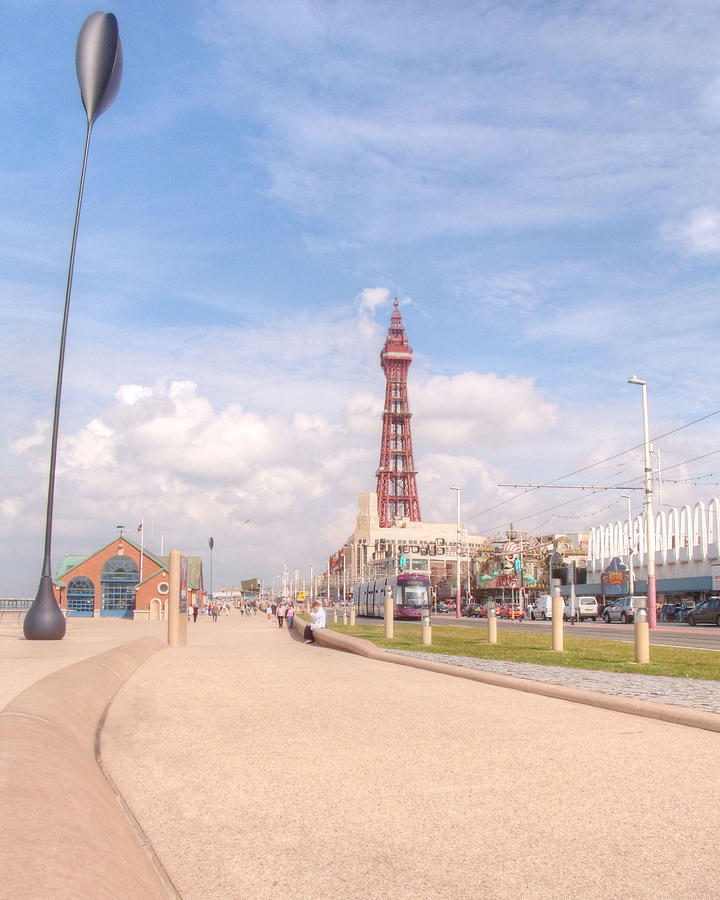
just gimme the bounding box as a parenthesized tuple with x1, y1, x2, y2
(353, 572, 431, 620)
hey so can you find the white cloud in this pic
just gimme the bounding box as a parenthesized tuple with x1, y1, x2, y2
(355, 286, 391, 339)
(413, 372, 557, 450)
(460, 273, 540, 312)
(1, 498, 22, 520)
(10, 420, 48, 455)
(0, 340, 562, 593)
(355, 286, 390, 315)
(343, 391, 383, 436)
(664, 207, 720, 255)
(59, 418, 116, 473)
(117, 384, 154, 405)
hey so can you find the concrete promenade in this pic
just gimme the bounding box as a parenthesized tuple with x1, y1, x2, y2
(0, 616, 168, 709)
(101, 613, 719, 899)
(2, 613, 720, 898)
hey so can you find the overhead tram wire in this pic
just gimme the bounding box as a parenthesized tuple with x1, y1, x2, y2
(490, 448, 720, 535)
(464, 408, 720, 527)
(536, 408, 720, 491)
(484, 471, 648, 535)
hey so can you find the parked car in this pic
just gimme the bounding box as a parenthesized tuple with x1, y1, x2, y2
(530, 595, 553, 620)
(504, 603, 524, 619)
(686, 596, 720, 626)
(435, 601, 449, 614)
(563, 596, 598, 622)
(603, 596, 637, 624)
(465, 603, 485, 618)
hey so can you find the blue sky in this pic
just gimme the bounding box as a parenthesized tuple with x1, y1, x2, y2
(3, 0, 720, 594)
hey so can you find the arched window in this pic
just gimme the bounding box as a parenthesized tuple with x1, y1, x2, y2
(101, 556, 138, 617)
(67, 575, 95, 617)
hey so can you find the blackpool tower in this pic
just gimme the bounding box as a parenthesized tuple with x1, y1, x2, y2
(376, 298, 422, 527)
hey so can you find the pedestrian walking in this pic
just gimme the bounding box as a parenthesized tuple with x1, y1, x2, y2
(277, 601, 286, 628)
(266, 603, 273, 623)
(212, 602, 219, 622)
(192, 605, 199, 623)
(286, 602, 295, 631)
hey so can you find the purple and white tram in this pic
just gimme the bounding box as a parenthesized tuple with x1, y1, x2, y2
(353, 572, 431, 620)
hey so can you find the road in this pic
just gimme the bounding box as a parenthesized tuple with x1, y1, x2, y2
(427, 614, 720, 650)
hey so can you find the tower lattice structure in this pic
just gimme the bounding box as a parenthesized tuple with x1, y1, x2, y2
(376, 298, 422, 527)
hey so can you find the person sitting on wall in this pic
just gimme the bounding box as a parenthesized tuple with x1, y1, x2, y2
(304, 600, 326, 643)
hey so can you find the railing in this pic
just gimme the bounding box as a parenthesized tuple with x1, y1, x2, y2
(0, 598, 32, 610)
(0, 599, 32, 626)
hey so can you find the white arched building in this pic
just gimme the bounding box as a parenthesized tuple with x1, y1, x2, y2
(587, 498, 720, 600)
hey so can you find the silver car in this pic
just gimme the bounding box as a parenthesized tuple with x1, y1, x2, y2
(603, 596, 636, 624)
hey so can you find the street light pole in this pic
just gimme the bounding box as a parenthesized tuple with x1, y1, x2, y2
(628, 376, 656, 629)
(450, 487, 461, 619)
(547, 543, 554, 593)
(394, 516, 400, 576)
(623, 494, 635, 595)
(342, 552, 346, 605)
(208, 537, 214, 602)
(25, 13, 122, 641)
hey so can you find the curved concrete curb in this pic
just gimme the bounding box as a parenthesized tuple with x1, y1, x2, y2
(309, 625, 720, 734)
(0, 636, 173, 899)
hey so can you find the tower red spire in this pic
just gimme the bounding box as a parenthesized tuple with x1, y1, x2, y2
(376, 298, 421, 527)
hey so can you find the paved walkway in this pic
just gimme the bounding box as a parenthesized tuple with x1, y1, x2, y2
(387, 650, 720, 714)
(100, 613, 720, 899)
(0, 617, 167, 708)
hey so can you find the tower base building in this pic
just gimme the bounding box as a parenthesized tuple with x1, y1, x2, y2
(333, 492, 487, 598)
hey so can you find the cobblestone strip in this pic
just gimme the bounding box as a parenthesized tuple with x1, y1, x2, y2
(386, 650, 720, 714)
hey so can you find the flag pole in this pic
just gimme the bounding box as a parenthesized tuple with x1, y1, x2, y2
(139, 520, 144, 586)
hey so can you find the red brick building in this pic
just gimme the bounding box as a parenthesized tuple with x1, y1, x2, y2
(52, 535, 204, 620)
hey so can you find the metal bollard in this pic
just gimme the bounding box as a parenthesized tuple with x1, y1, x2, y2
(350, 605, 356, 626)
(421, 612, 432, 646)
(333, 608, 338, 624)
(634, 597, 649, 664)
(551, 582, 563, 652)
(384, 585, 394, 639)
(487, 602, 497, 644)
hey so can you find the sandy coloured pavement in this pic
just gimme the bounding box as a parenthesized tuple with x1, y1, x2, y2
(99, 612, 719, 900)
(0, 616, 167, 709)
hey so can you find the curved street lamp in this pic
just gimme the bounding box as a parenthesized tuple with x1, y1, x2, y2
(24, 13, 122, 640)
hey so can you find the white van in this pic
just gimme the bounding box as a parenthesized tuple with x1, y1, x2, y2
(530, 595, 553, 620)
(563, 596, 598, 622)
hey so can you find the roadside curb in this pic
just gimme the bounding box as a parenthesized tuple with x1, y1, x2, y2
(308, 624, 720, 734)
(0, 636, 174, 899)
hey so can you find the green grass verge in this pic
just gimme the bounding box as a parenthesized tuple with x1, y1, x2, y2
(326, 621, 720, 681)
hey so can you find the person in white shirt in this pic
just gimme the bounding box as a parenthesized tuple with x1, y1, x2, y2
(304, 600, 326, 643)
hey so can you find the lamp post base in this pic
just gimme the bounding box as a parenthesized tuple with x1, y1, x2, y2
(24, 575, 66, 641)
